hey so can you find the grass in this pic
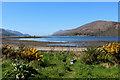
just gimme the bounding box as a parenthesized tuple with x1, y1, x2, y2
(1, 51, 119, 79)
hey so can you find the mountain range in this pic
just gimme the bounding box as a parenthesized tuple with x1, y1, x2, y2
(53, 20, 120, 37)
(0, 28, 30, 36)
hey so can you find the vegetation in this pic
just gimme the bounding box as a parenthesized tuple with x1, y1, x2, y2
(1, 43, 119, 79)
(81, 42, 120, 65)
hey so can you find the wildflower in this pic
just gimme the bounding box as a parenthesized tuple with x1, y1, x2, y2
(39, 55, 44, 58)
(35, 50, 39, 53)
(111, 53, 114, 54)
(38, 59, 40, 61)
(7, 43, 9, 46)
(107, 43, 111, 48)
(30, 48, 33, 51)
(35, 53, 39, 58)
(102, 45, 105, 49)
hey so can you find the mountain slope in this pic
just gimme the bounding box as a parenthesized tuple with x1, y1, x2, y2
(0, 28, 30, 36)
(53, 20, 120, 37)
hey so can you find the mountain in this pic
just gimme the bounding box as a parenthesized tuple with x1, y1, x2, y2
(53, 20, 120, 37)
(0, 28, 30, 36)
(52, 30, 64, 35)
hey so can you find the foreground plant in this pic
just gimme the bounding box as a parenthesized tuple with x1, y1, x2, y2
(18, 48, 44, 62)
(99, 42, 120, 63)
(2, 44, 17, 60)
(3, 62, 39, 80)
(82, 42, 120, 65)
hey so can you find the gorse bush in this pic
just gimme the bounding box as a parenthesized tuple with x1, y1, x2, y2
(18, 48, 43, 62)
(81, 46, 100, 64)
(2, 44, 44, 62)
(82, 42, 120, 65)
(2, 44, 17, 59)
(99, 42, 120, 63)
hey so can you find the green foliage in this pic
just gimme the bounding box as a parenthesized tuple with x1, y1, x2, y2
(3, 62, 39, 80)
(81, 46, 99, 64)
(2, 44, 17, 60)
(1, 44, 119, 79)
(81, 45, 116, 65)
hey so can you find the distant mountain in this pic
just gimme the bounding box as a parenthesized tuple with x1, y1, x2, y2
(0, 28, 30, 36)
(52, 30, 63, 35)
(53, 20, 120, 37)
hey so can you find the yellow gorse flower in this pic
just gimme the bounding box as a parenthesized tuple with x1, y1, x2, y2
(100, 42, 120, 55)
(39, 55, 44, 58)
(19, 48, 43, 61)
(36, 53, 39, 58)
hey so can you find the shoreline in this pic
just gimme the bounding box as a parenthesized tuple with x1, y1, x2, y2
(1, 36, 50, 39)
(2, 39, 117, 52)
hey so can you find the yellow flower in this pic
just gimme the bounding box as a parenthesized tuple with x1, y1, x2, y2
(116, 48, 119, 53)
(38, 59, 40, 61)
(35, 50, 39, 53)
(7, 43, 9, 46)
(111, 53, 114, 54)
(30, 48, 33, 51)
(39, 55, 44, 58)
(32, 48, 36, 53)
(106, 44, 108, 47)
(111, 48, 115, 52)
(112, 42, 115, 45)
(107, 43, 111, 48)
(35, 53, 39, 58)
(27, 53, 30, 55)
(116, 45, 119, 48)
(102, 45, 105, 49)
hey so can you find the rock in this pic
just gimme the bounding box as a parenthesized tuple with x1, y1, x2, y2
(102, 63, 111, 68)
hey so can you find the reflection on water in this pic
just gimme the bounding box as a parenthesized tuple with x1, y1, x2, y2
(47, 43, 91, 47)
(12, 36, 119, 47)
(19, 36, 119, 42)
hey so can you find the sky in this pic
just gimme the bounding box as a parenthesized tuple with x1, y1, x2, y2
(2, 2, 118, 36)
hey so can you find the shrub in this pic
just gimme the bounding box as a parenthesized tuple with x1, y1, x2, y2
(17, 48, 44, 62)
(2, 44, 44, 62)
(99, 42, 120, 64)
(3, 62, 39, 80)
(2, 44, 17, 60)
(81, 46, 100, 65)
(82, 42, 120, 65)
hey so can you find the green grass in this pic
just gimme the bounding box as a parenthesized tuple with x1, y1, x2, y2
(2, 51, 118, 79)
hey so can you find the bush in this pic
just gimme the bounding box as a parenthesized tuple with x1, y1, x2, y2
(2, 44, 44, 62)
(17, 48, 43, 62)
(81, 46, 100, 64)
(2, 44, 17, 60)
(99, 42, 120, 64)
(3, 62, 39, 80)
(81, 42, 120, 65)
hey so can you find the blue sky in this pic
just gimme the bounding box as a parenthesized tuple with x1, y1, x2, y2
(2, 2, 118, 36)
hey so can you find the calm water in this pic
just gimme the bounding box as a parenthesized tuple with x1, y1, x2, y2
(19, 36, 119, 42)
(18, 36, 119, 47)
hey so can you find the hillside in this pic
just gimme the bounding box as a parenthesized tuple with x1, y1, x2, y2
(0, 28, 30, 36)
(53, 20, 120, 37)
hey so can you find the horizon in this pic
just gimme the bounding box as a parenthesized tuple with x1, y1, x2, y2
(2, 2, 118, 36)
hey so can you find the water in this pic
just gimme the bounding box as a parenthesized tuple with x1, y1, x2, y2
(19, 36, 119, 42)
(18, 36, 119, 47)
(47, 43, 91, 47)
